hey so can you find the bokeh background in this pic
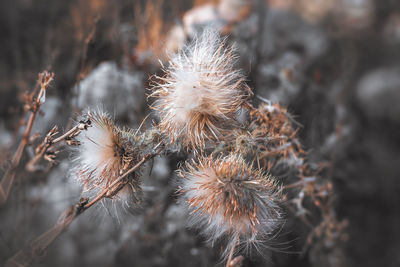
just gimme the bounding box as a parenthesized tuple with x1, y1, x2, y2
(1, 0, 400, 266)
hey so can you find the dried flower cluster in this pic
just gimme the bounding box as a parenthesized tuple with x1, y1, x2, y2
(179, 153, 282, 257)
(7, 27, 329, 267)
(1, 3, 348, 266)
(62, 29, 302, 264)
(249, 102, 304, 167)
(65, 29, 287, 262)
(148, 29, 288, 262)
(151, 29, 249, 149)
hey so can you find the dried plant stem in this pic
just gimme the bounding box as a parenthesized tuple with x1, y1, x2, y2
(26, 122, 89, 171)
(0, 72, 54, 204)
(83, 149, 159, 209)
(52, 125, 80, 144)
(6, 147, 163, 267)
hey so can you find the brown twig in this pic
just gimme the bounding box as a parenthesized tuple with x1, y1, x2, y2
(25, 120, 91, 172)
(83, 149, 159, 209)
(6, 146, 163, 267)
(0, 71, 54, 205)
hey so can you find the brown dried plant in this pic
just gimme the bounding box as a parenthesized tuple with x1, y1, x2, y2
(0, 71, 53, 204)
(248, 102, 304, 168)
(26, 120, 91, 172)
(4, 22, 345, 267)
(71, 110, 145, 203)
(6, 144, 163, 267)
(6, 113, 164, 266)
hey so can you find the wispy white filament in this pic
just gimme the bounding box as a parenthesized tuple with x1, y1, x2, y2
(71, 110, 121, 192)
(179, 154, 283, 258)
(152, 28, 249, 148)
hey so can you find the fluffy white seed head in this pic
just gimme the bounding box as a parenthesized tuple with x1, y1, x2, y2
(178, 153, 283, 257)
(71, 110, 141, 204)
(151, 29, 249, 149)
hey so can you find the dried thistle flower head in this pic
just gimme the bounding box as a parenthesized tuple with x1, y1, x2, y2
(71, 110, 141, 204)
(249, 102, 304, 165)
(151, 29, 249, 149)
(179, 153, 282, 257)
(250, 103, 295, 140)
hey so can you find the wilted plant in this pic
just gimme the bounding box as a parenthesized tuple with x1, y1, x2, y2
(5, 27, 343, 267)
(249, 102, 304, 168)
(0, 72, 54, 204)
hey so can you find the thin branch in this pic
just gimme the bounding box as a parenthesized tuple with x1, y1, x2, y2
(25, 121, 91, 172)
(52, 124, 81, 144)
(0, 72, 54, 204)
(83, 151, 157, 209)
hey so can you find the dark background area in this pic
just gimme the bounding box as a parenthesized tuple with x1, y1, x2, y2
(0, 0, 400, 266)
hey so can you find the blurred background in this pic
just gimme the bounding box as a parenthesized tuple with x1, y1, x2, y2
(0, 0, 400, 266)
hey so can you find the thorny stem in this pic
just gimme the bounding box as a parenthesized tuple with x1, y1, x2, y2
(0, 71, 54, 204)
(6, 146, 164, 267)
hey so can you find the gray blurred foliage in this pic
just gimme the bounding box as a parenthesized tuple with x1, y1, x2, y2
(76, 61, 145, 122)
